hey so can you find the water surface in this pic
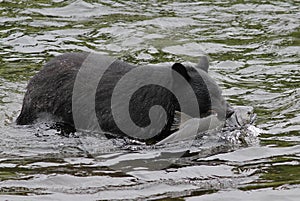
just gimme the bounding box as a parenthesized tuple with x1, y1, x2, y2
(0, 0, 299, 200)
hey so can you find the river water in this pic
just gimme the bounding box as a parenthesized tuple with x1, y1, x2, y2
(0, 0, 299, 200)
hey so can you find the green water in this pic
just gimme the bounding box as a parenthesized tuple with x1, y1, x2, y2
(0, 0, 299, 200)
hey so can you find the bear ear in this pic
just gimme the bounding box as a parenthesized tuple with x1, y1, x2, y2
(172, 63, 190, 81)
(196, 55, 209, 72)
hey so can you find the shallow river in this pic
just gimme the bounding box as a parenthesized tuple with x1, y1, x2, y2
(0, 0, 299, 200)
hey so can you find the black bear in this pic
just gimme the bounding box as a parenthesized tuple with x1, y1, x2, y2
(16, 52, 233, 143)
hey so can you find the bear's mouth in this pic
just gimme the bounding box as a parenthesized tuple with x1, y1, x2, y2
(206, 107, 234, 119)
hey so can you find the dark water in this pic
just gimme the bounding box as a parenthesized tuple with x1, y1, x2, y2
(0, 0, 299, 200)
